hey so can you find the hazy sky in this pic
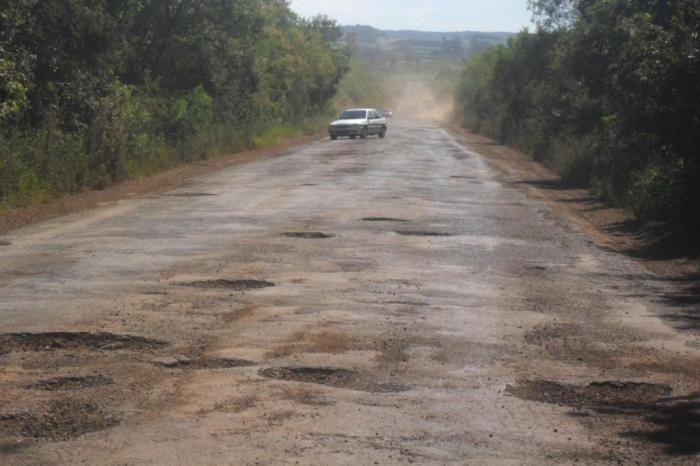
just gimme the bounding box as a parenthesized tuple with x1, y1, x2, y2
(289, 0, 532, 32)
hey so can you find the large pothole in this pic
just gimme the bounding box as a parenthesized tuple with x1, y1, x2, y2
(506, 379, 672, 409)
(259, 366, 406, 393)
(0, 241, 11, 247)
(281, 232, 333, 239)
(179, 279, 275, 290)
(27, 375, 113, 391)
(0, 400, 119, 441)
(0, 332, 168, 354)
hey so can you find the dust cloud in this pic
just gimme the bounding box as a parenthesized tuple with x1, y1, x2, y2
(388, 78, 457, 124)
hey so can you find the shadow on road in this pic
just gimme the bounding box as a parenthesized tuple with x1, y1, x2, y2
(509, 179, 699, 261)
(603, 220, 700, 261)
(654, 274, 700, 331)
(505, 178, 700, 332)
(621, 393, 700, 456)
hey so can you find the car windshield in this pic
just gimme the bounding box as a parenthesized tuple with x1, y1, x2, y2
(339, 110, 367, 120)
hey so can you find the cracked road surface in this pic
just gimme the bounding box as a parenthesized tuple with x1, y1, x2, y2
(1, 121, 699, 465)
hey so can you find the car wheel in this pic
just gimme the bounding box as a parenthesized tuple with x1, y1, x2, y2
(360, 127, 368, 139)
(350, 135, 356, 139)
(379, 127, 387, 139)
(330, 135, 338, 140)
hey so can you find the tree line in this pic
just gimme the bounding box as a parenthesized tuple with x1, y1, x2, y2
(457, 0, 699, 227)
(0, 0, 349, 209)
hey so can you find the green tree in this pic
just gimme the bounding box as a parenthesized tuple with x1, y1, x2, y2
(0, 0, 351, 208)
(458, 0, 700, 226)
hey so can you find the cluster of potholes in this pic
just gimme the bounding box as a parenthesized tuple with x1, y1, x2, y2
(0, 331, 405, 443)
(2, 215, 476, 450)
(0, 332, 166, 443)
(0, 214, 454, 444)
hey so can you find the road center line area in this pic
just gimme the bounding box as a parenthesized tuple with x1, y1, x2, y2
(1, 121, 698, 465)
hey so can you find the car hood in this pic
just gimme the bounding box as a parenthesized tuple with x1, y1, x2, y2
(330, 118, 367, 126)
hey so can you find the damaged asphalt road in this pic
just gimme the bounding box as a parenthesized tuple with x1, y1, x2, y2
(0, 121, 698, 464)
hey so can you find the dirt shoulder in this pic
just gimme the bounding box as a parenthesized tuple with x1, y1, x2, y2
(0, 134, 321, 237)
(448, 126, 699, 281)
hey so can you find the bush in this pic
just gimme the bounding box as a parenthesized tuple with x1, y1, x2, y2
(628, 161, 685, 223)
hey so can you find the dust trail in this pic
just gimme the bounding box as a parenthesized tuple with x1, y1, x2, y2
(387, 77, 456, 124)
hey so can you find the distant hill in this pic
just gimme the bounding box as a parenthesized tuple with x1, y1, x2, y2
(343, 25, 513, 44)
(342, 25, 514, 62)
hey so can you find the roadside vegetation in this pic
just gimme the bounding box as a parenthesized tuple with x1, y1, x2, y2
(456, 0, 700, 227)
(0, 1, 352, 211)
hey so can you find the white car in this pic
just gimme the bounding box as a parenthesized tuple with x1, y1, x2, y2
(328, 108, 387, 140)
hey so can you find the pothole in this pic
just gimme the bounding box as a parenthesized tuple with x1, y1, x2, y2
(152, 356, 255, 369)
(0, 241, 11, 247)
(27, 375, 113, 391)
(506, 380, 672, 409)
(260, 367, 356, 388)
(450, 176, 475, 179)
(362, 217, 410, 223)
(395, 231, 455, 237)
(384, 300, 429, 306)
(0, 400, 119, 441)
(164, 192, 216, 197)
(259, 367, 406, 393)
(179, 279, 275, 290)
(527, 265, 548, 271)
(0, 332, 168, 354)
(197, 358, 256, 369)
(281, 232, 333, 239)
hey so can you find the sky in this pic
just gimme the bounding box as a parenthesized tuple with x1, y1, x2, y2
(289, 0, 532, 32)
